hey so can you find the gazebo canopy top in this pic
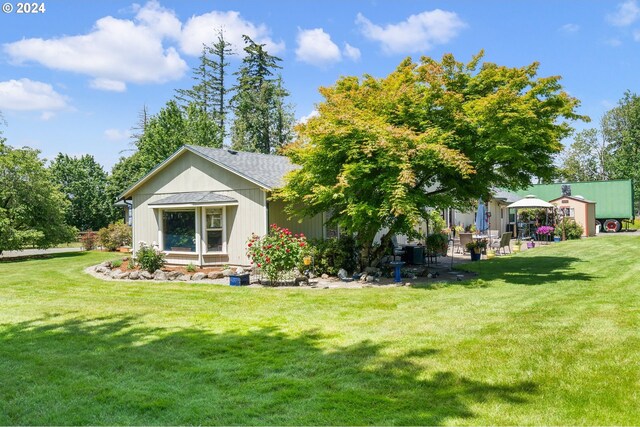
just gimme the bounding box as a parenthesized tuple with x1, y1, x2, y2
(506, 195, 554, 209)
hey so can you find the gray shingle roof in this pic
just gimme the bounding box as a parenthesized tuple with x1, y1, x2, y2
(149, 191, 238, 206)
(492, 189, 521, 204)
(186, 145, 298, 190)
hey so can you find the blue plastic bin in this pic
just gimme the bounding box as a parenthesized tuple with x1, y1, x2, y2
(230, 274, 250, 286)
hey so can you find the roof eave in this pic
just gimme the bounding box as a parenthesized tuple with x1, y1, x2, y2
(118, 146, 190, 200)
(185, 145, 273, 191)
(118, 145, 274, 200)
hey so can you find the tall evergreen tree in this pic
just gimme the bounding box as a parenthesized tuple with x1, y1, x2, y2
(175, 45, 215, 115)
(130, 104, 150, 146)
(175, 30, 233, 145)
(210, 30, 233, 139)
(231, 35, 294, 153)
(271, 75, 296, 150)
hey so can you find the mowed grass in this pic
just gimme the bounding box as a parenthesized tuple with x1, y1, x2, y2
(1, 236, 640, 425)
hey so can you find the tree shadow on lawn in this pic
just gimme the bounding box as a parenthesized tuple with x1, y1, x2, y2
(0, 315, 537, 425)
(459, 255, 599, 286)
(0, 250, 90, 263)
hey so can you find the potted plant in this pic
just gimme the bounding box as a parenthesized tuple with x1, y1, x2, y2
(527, 240, 535, 249)
(536, 225, 554, 242)
(465, 238, 488, 261)
(426, 232, 449, 256)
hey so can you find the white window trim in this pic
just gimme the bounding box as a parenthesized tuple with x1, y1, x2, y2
(203, 206, 228, 255)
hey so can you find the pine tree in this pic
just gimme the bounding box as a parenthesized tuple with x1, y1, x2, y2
(174, 30, 233, 145)
(129, 104, 149, 148)
(230, 35, 293, 154)
(210, 30, 233, 139)
(175, 45, 215, 115)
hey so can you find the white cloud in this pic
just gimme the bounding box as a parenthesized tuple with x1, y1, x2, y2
(3, 2, 188, 91)
(634, 29, 640, 41)
(0, 78, 68, 111)
(133, 0, 181, 40)
(90, 78, 127, 92)
(298, 109, 319, 124)
(559, 23, 580, 33)
(343, 43, 361, 61)
(180, 10, 284, 56)
(607, 0, 640, 26)
(295, 28, 341, 67)
(104, 128, 130, 141)
(40, 111, 56, 121)
(356, 9, 466, 54)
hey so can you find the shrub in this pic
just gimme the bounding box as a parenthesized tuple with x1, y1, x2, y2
(80, 230, 97, 251)
(307, 235, 359, 276)
(555, 219, 583, 240)
(246, 224, 308, 285)
(426, 210, 446, 234)
(425, 233, 449, 255)
(111, 259, 122, 268)
(97, 221, 132, 251)
(186, 262, 196, 273)
(134, 241, 165, 273)
(466, 238, 488, 253)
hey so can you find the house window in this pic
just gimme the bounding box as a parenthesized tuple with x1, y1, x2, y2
(205, 207, 224, 252)
(561, 207, 575, 217)
(163, 210, 195, 252)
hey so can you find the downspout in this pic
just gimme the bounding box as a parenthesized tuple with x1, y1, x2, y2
(264, 190, 270, 235)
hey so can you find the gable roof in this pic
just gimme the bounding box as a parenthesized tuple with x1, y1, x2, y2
(549, 194, 596, 204)
(492, 189, 521, 204)
(119, 145, 298, 199)
(186, 145, 298, 190)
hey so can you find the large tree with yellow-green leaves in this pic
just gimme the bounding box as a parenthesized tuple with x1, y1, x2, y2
(275, 52, 587, 266)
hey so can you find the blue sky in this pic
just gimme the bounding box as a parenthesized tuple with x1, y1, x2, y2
(1, 0, 639, 169)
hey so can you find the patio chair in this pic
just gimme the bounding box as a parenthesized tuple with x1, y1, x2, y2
(488, 229, 499, 245)
(491, 232, 512, 255)
(458, 233, 473, 254)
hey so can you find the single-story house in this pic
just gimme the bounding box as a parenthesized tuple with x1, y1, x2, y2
(448, 189, 521, 234)
(119, 145, 326, 266)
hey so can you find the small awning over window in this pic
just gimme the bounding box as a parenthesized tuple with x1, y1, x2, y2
(149, 191, 238, 209)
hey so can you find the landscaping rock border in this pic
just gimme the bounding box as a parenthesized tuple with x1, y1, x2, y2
(86, 261, 467, 289)
(85, 261, 230, 285)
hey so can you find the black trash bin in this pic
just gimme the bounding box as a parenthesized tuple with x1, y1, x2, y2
(402, 245, 424, 265)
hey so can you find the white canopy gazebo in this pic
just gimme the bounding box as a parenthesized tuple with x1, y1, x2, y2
(506, 195, 554, 209)
(506, 195, 554, 239)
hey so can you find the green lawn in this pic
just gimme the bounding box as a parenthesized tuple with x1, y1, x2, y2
(1, 237, 639, 425)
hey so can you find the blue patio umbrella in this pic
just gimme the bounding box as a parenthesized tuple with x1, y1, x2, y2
(475, 199, 488, 233)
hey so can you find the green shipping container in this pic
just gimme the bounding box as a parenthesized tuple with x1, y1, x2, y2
(516, 179, 634, 220)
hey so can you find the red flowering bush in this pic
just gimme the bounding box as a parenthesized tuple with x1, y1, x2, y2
(246, 224, 308, 285)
